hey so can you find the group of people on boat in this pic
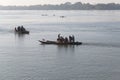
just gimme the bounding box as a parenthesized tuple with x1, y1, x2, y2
(15, 25, 26, 32)
(57, 34, 75, 43)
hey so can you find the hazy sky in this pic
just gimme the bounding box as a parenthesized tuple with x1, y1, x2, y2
(0, 0, 120, 6)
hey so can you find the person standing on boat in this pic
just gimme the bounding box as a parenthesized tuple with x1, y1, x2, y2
(60, 36, 64, 43)
(57, 34, 61, 42)
(17, 26, 21, 31)
(69, 35, 72, 42)
(15, 27, 17, 31)
(21, 25, 26, 31)
(58, 34, 61, 38)
(72, 35, 75, 42)
(65, 37, 68, 43)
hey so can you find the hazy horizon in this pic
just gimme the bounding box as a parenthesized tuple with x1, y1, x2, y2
(0, 0, 120, 6)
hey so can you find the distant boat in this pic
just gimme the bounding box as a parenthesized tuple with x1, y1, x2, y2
(39, 40, 82, 45)
(41, 14, 48, 16)
(60, 16, 65, 18)
(15, 28, 29, 34)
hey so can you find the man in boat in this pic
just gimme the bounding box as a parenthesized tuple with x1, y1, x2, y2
(15, 27, 17, 31)
(57, 34, 61, 42)
(17, 26, 21, 31)
(72, 35, 75, 42)
(57, 34, 60, 42)
(60, 36, 64, 43)
(57, 34, 65, 43)
(58, 34, 61, 38)
(64, 37, 68, 43)
(21, 25, 26, 31)
(69, 35, 72, 42)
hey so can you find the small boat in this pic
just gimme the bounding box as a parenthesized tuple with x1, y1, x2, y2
(15, 29, 29, 34)
(39, 40, 82, 45)
(14, 26, 30, 34)
(60, 16, 65, 18)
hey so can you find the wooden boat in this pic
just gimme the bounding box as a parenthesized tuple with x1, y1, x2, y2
(15, 29, 29, 34)
(39, 40, 82, 45)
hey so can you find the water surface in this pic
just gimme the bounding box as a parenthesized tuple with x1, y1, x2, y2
(0, 10, 120, 80)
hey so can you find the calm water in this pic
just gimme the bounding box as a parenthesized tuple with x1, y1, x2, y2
(0, 10, 120, 80)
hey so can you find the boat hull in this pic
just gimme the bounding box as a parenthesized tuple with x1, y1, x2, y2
(15, 30, 29, 34)
(39, 40, 82, 45)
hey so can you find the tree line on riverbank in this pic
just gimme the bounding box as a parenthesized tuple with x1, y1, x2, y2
(0, 2, 120, 10)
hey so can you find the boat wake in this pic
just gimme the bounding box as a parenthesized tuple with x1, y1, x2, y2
(83, 42, 120, 48)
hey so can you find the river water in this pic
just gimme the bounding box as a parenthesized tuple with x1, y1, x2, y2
(0, 10, 120, 80)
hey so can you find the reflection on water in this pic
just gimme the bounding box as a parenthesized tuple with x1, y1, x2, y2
(14, 33, 26, 42)
(57, 45, 75, 53)
(14, 32, 29, 39)
(40, 44, 76, 53)
(14, 32, 30, 46)
(15, 33, 25, 37)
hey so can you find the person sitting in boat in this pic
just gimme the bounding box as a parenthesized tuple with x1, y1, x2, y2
(60, 36, 64, 43)
(57, 35, 65, 43)
(72, 35, 75, 42)
(64, 37, 68, 43)
(57, 34, 62, 42)
(57, 38, 60, 42)
(17, 26, 21, 31)
(15, 27, 17, 31)
(69, 35, 72, 42)
(42, 38, 45, 42)
(57, 35, 60, 42)
(21, 26, 26, 31)
(58, 34, 61, 38)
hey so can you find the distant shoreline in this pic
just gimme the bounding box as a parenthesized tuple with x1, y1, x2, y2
(0, 2, 120, 10)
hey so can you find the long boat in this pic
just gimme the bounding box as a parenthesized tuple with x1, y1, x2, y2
(39, 40, 82, 45)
